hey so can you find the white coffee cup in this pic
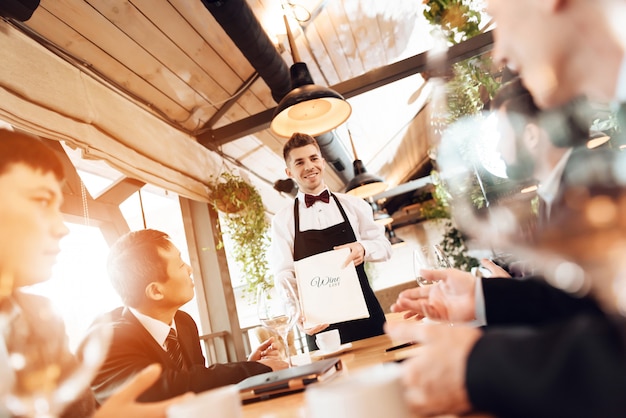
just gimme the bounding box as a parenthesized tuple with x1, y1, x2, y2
(305, 363, 410, 418)
(167, 384, 242, 418)
(315, 329, 341, 352)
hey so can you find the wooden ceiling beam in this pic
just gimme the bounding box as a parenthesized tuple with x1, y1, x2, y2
(198, 31, 494, 146)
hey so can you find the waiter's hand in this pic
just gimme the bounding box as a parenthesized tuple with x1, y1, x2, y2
(334, 242, 365, 267)
(297, 315, 329, 335)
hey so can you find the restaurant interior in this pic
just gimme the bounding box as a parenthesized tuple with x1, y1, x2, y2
(1, 1, 624, 416)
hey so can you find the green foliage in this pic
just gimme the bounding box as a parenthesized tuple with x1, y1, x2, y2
(209, 172, 272, 298)
(420, 170, 479, 271)
(439, 219, 480, 271)
(423, 0, 482, 44)
(447, 56, 501, 123)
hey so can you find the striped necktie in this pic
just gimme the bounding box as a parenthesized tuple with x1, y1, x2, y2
(165, 328, 186, 370)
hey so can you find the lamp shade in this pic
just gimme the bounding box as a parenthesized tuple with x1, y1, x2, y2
(345, 159, 388, 199)
(270, 63, 352, 138)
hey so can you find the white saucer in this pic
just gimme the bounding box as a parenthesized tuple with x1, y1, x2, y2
(311, 342, 353, 359)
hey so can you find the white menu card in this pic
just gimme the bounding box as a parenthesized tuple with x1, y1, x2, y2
(294, 248, 369, 328)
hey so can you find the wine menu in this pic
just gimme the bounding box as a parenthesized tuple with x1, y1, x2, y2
(294, 247, 369, 328)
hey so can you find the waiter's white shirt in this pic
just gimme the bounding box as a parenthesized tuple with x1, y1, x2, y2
(269, 188, 391, 285)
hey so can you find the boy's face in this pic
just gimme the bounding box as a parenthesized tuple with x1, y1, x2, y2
(0, 163, 69, 293)
(285, 144, 326, 195)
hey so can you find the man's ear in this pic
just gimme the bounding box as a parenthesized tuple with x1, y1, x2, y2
(145, 282, 165, 301)
(523, 123, 541, 151)
(285, 166, 292, 178)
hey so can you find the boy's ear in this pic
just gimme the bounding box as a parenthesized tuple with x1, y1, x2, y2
(145, 282, 165, 301)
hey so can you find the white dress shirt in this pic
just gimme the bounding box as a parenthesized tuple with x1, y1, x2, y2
(269, 188, 391, 284)
(128, 307, 178, 351)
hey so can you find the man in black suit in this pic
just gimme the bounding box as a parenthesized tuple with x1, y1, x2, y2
(389, 80, 620, 417)
(385, 1, 626, 417)
(90, 229, 287, 404)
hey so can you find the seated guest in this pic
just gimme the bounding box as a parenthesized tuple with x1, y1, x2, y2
(90, 229, 287, 403)
(0, 129, 189, 418)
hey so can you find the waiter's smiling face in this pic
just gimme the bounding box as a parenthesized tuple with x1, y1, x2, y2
(286, 144, 326, 195)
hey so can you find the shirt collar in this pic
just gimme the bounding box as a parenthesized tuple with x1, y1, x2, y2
(128, 307, 176, 348)
(537, 148, 572, 206)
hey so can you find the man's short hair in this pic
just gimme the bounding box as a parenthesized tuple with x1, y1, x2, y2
(107, 229, 173, 307)
(282, 132, 320, 162)
(0, 129, 64, 180)
(491, 78, 591, 148)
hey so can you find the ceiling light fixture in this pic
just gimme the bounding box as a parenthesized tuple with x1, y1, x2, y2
(270, 13, 352, 138)
(345, 129, 388, 198)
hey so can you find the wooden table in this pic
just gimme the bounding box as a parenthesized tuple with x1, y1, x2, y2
(242, 324, 490, 418)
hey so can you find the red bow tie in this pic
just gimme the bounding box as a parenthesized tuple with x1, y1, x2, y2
(304, 190, 330, 207)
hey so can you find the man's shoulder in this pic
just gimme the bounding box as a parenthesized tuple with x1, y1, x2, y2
(174, 309, 196, 323)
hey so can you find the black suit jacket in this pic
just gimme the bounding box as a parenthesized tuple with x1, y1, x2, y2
(89, 307, 271, 404)
(464, 108, 626, 418)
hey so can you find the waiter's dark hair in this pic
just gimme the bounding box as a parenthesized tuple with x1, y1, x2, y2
(283, 132, 320, 162)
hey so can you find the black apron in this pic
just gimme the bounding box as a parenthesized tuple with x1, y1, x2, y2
(293, 193, 386, 350)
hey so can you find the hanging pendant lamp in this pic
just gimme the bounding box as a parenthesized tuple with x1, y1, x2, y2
(270, 14, 351, 138)
(345, 129, 388, 198)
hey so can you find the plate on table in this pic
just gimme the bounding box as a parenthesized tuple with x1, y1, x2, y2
(311, 343, 353, 359)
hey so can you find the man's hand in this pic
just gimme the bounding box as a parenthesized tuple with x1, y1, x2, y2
(390, 286, 431, 319)
(385, 321, 481, 416)
(334, 242, 365, 267)
(94, 364, 193, 418)
(391, 268, 477, 323)
(480, 258, 511, 278)
(248, 337, 282, 361)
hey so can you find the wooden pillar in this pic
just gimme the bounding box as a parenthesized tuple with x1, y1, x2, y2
(179, 197, 246, 362)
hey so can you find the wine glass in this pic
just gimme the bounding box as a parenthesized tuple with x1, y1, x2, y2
(413, 245, 450, 287)
(3, 314, 111, 418)
(257, 278, 300, 367)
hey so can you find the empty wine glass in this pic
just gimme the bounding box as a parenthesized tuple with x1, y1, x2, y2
(414, 245, 450, 287)
(3, 314, 111, 418)
(257, 278, 300, 367)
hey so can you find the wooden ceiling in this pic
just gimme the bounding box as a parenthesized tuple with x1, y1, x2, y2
(4, 0, 493, 216)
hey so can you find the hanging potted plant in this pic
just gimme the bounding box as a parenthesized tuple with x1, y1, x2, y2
(209, 172, 272, 298)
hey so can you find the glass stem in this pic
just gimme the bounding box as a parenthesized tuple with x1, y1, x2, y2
(281, 333, 292, 367)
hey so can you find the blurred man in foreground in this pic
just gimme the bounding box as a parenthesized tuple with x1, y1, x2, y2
(386, 1, 626, 415)
(0, 129, 189, 418)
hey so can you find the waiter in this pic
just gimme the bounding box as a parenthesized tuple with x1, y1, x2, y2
(269, 132, 392, 350)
